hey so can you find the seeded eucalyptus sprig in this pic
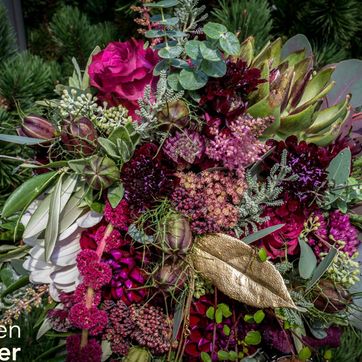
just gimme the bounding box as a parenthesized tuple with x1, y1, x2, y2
(144, 0, 241, 91)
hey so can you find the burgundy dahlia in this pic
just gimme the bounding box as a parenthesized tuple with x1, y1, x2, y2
(121, 143, 175, 211)
(200, 60, 264, 120)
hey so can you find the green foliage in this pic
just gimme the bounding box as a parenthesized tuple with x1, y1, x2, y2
(328, 327, 362, 362)
(236, 150, 297, 235)
(48, 6, 117, 75)
(0, 53, 57, 111)
(0, 4, 16, 63)
(212, 0, 273, 50)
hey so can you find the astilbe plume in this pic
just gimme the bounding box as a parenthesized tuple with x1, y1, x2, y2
(163, 130, 204, 165)
(308, 210, 360, 258)
(121, 143, 175, 211)
(172, 170, 245, 234)
(200, 60, 264, 120)
(102, 300, 171, 355)
(206, 114, 272, 178)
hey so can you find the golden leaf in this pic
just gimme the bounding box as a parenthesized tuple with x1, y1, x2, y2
(192, 233, 296, 309)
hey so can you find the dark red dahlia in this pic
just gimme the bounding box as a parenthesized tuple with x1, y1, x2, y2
(121, 143, 175, 211)
(199, 60, 264, 120)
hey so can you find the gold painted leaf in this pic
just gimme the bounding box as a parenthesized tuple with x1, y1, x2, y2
(192, 233, 296, 309)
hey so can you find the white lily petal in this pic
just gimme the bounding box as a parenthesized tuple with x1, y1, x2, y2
(51, 265, 79, 284)
(30, 269, 53, 284)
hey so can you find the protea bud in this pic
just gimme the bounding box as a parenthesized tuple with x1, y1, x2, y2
(19, 115, 56, 139)
(84, 156, 119, 190)
(61, 117, 97, 156)
(313, 280, 351, 313)
(124, 347, 151, 362)
(161, 214, 192, 254)
(154, 262, 187, 292)
(157, 100, 189, 128)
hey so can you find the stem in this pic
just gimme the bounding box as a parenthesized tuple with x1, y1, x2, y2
(211, 287, 218, 360)
(80, 223, 113, 349)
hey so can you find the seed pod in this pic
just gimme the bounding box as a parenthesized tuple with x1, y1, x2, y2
(313, 279, 351, 313)
(157, 100, 189, 128)
(124, 347, 151, 362)
(19, 115, 56, 139)
(84, 156, 120, 190)
(61, 117, 97, 156)
(154, 262, 186, 292)
(162, 214, 192, 254)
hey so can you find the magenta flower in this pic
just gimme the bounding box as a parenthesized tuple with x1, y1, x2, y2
(66, 335, 102, 362)
(88, 39, 158, 115)
(104, 199, 130, 230)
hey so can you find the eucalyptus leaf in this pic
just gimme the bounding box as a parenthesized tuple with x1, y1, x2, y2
(44, 174, 63, 261)
(146, 0, 178, 8)
(327, 148, 351, 186)
(167, 73, 183, 91)
(203, 22, 227, 39)
(145, 29, 167, 38)
(200, 60, 226, 77)
(170, 58, 189, 69)
(1, 275, 29, 298)
(242, 224, 285, 244)
(153, 59, 170, 76)
(199, 42, 222, 62)
(219, 32, 241, 55)
(298, 238, 317, 279)
(154, 40, 177, 49)
(179, 69, 208, 90)
(82, 46, 101, 90)
(158, 45, 183, 59)
(185, 40, 201, 60)
(98, 137, 119, 159)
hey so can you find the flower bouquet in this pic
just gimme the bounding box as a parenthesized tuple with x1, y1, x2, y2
(1, 1, 362, 361)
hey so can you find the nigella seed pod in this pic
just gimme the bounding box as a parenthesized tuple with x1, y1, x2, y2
(162, 214, 192, 254)
(157, 100, 189, 128)
(19, 115, 57, 139)
(313, 280, 351, 313)
(61, 117, 97, 156)
(154, 262, 186, 292)
(84, 156, 120, 190)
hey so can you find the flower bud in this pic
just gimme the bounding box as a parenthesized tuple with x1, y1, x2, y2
(61, 117, 97, 156)
(157, 100, 189, 128)
(162, 214, 192, 254)
(313, 279, 351, 313)
(154, 262, 186, 292)
(84, 156, 120, 190)
(19, 115, 56, 139)
(124, 347, 151, 362)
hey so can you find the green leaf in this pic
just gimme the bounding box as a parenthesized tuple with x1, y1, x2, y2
(146, 0, 178, 8)
(244, 330, 262, 345)
(0, 246, 30, 264)
(253, 310, 265, 324)
(306, 246, 337, 291)
(168, 73, 183, 91)
(153, 59, 170, 76)
(98, 137, 119, 159)
(206, 306, 215, 319)
(200, 60, 226, 78)
(298, 237, 317, 279)
(298, 346, 312, 361)
(0, 134, 51, 145)
(242, 224, 285, 244)
(145, 29, 167, 38)
(33, 342, 67, 362)
(218, 303, 232, 318)
(199, 42, 222, 62)
(179, 69, 208, 90)
(185, 40, 201, 60)
(203, 22, 227, 39)
(327, 148, 351, 186)
(166, 30, 187, 38)
(170, 58, 189, 69)
(223, 325, 230, 336)
(258, 248, 268, 262)
(68, 157, 91, 173)
(228, 351, 238, 361)
(1, 275, 29, 298)
(151, 16, 179, 26)
(82, 46, 101, 90)
(2, 171, 58, 218)
(107, 183, 124, 208)
(218, 351, 229, 360)
(44, 174, 63, 261)
(201, 352, 212, 362)
(215, 307, 223, 323)
(244, 314, 254, 323)
(158, 45, 183, 59)
(219, 32, 240, 55)
(0, 267, 14, 286)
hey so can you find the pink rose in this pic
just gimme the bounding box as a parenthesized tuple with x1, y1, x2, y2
(88, 39, 158, 115)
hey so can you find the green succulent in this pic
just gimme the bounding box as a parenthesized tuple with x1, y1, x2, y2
(241, 36, 351, 146)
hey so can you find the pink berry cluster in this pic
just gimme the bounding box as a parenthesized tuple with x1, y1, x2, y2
(102, 300, 172, 355)
(172, 170, 245, 234)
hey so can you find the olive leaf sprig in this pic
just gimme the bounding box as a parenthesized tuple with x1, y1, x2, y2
(144, 0, 241, 91)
